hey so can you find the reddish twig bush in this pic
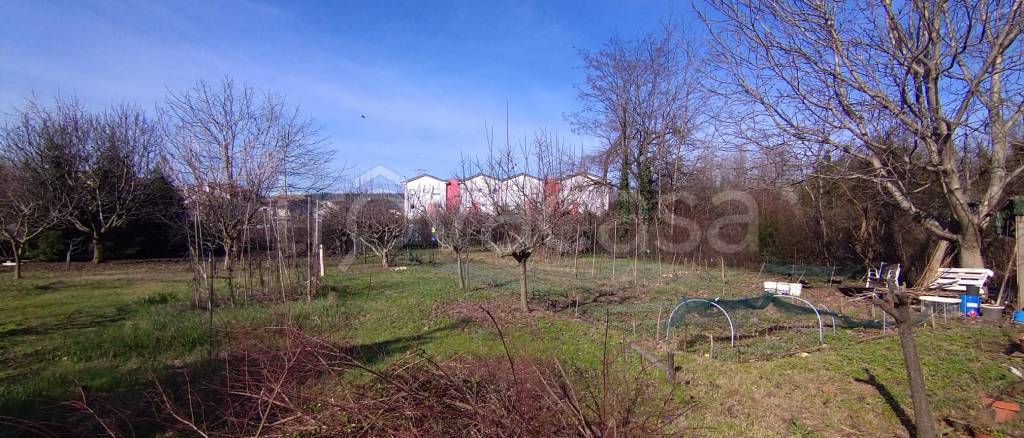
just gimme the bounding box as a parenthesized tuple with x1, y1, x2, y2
(58, 319, 690, 437)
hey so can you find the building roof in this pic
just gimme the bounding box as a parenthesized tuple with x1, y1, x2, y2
(401, 173, 445, 184)
(403, 171, 611, 186)
(560, 172, 613, 185)
(463, 172, 498, 181)
(504, 172, 542, 181)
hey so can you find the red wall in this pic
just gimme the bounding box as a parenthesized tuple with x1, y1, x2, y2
(445, 178, 461, 210)
(543, 178, 560, 200)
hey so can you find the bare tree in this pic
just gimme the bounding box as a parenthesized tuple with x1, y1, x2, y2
(0, 100, 81, 276)
(417, 194, 478, 289)
(163, 77, 330, 303)
(703, 0, 1024, 268)
(57, 104, 161, 263)
(472, 131, 584, 312)
(331, 193, 408, 268)
(6, 99, 163, 264)
(0, 109, 69, 278)
(570, 21, 704, 221)
(872, 281, 937, 437)
(0, 164, 51, 279)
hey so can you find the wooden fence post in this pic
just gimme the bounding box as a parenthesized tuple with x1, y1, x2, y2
(1016, 215, 1024, 311)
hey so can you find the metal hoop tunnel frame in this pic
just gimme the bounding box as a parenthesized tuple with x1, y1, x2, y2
(769, 294, 825, 343)
(665, 299, 736, 347)
(818, 303, 838, 334)
(665, 295, 829, 348)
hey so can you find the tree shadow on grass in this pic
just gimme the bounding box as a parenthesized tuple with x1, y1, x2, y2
(0, 318, 475, 437)
(0, 311, 128, 338)
(854, 368, 916, 437)
(341, 318, 472, 366)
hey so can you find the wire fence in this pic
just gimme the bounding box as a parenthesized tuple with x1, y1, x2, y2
(393, 248, 923, 362)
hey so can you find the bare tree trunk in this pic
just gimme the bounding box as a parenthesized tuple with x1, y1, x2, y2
(895, 317, 936, 438)
(456, 250, 466, 290)
(65, 239, 76, 271)
(958, 223, 985, 269)
(221, 239, 236, 306)
(380, 251, 389, 268)
(12, 244, 22, 280)
(91, 232, 104, 264)
(874, 283, 937, 438)
(519, 260, 529, 312)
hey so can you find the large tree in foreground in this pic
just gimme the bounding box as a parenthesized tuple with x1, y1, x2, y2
(164, 77, 330, 303)
(703, 0, 1024, 268)
(0, 110, 69, 278)
(63, 104, 160, 263)
(0, 99, 157, 264)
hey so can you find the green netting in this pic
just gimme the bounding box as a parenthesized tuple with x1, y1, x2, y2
(763, 262, 859, 278)
(667, 294, 856, 330)
(659, 294, 929, 361)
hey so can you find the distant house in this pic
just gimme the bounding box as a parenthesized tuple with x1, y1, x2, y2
(403, 174, 446, 216)
(460, 173, 501, 213)
(558, 173, 614, 213)
(502, 173, 543, 208)
(402, 171, 613, 217)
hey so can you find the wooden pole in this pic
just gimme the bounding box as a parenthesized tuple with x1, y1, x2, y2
(655, 306, 663, 341)
(915, 240, 950, 289)
(316, 200, 323, 278)
(306, 196, 313, 301)
(996, 244, 1016, 306)
(628, 342, 675, 382)
(720, 258, 727, 284)
(573, 222, 580, 280)
(1016, 216, 1024, 311)
(319, 244, 325, 278)
(591, 218, 597, 278)
(633, 215, 639, 285)
(611, 218, 617, 280)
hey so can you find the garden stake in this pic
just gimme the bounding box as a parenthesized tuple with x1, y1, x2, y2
(707, 333, 714, 359)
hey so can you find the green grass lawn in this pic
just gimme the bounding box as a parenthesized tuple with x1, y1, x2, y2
(1, 254, 1022, 436)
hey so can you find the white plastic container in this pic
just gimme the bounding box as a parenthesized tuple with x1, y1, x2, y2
(764, 281, 802, 296)
(787, 283, 802, 296)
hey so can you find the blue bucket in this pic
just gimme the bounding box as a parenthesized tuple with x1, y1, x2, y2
(1013, 310, 1024, 324)
(959, 294, 981, 317)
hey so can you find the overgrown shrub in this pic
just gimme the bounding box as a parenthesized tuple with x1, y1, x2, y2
(62, 321, 688, 437)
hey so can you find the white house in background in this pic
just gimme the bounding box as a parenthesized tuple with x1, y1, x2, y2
(403, 174, 447, 216)
(501, 173, 543, 207)
(402, 171, 614, 217)
(460, 173, 501, 213)
(559, 173, 614, 213)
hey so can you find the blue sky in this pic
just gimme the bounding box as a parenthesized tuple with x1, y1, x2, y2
(0, 0, 690, 181)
